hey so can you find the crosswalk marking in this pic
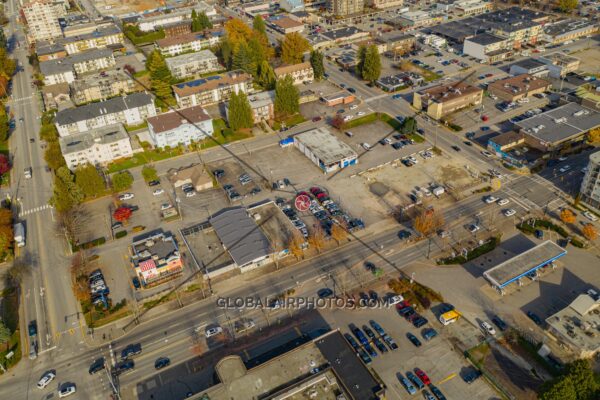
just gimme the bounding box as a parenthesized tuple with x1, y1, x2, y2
(10, 95, 32, 103)
(18, 204, 53, 218)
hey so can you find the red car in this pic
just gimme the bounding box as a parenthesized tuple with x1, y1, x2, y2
(312, 116, 322, 122)
(396, 301, 411, 310)
(310, 187, 322, 195)
(415, 368, 431, 385)
(485, 73, 493, 78)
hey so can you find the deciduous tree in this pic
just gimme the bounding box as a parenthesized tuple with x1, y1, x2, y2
(331, 114, 345, 130)
(142, 165, 158, 182)
(0, 321, 11, 345)
(75, 163, 105, 199)
(224, 18, 253, 48)
(308, 225, 326, 254)
(0, 153, 9, 175)
(558, 0, 578, 13)
(288, 230, 305, 260)
(50, 167, 83, 212)
(414, 207, 444, 236)
(540, 377, 577, 400)
(0, 208, 11, 225)
(582, 223, 597, 241)
(56, 206, 89, 243)
(280, 32, 310, 64)
(113, 206, 133, 223)
(44, 141, 66, 171)
(274, 75, 299, 118)
(560, 209, 576, 224)
(310, 50, 325, 80)
(0, 224, 12, 255)
(587, 127, 600, 143)
(111, 171, 134, 192)
(6, 260, 31, 288)
(331, 223, 348, 245)
(0, 106, 9, 142)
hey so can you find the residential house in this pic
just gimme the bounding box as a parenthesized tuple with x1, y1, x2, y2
(172, 70, 253, 108)
(165, 50, 221, 79)
(274, 62, 314, 85)
(168, 164, 213, 192)
(147, 105, 214, 149)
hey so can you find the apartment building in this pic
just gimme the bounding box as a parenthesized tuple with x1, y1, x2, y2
(40, 48, 116, 85)
(580, 151, 600, 214)
(274, 62, 314, 85)
(59, 124, 134, 170)
(384, 34, 416, 55)
(455, 0, 493, 16)
(538, 52, 580, 78)
(367, 0, 404, 9)
(63, 18, 113, 38)
(226, 90, 275, 123)
(155, 31, 223, 57)
(541, 19, 598, 46)
(279, 0, 305, 12)
(488, 74, 551, 102)
(172, 70, 253, 108)
(163, 21, 192, 38)
(138, 2, 216, 32)
(58, 24, 124, 55)
(71, 70, 139, 105)
(165, 50, 221, 79)
(413, 83, 483, 120)
(55, 92, 156, 136)
(21, 0, 65, 43)
(36, 41, 67, 61)
(147, 105, 214, 149)
(327, 0, 364, 17)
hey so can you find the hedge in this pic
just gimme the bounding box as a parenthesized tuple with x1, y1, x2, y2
(438, 237, 500, 265)
(115, 230, 128, 239)
(71, 237, 106, 252)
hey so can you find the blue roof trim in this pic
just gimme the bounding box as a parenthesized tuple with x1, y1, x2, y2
(498, 250, 566, 288)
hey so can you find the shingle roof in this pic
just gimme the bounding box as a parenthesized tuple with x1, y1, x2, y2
(147, 105, 211, 134)
(274, 62, 312, 77)
(55, 92, 153, 125)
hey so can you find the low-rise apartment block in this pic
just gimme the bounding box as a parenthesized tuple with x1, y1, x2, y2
(455, 0, 493, 16)
(165, 50, 221, 79)
(21, 0, 65, 43)
(463, 33, 511, 63)
(137, 2, 216, 32)
(59, 124, 133, 170)
(147, 105, 213, 149)
(413, 83, 483, 120)
(274, 62, 314, 85)
(580, 151, 600, 215)
(58, 24, 124, 55)
(40, 48, 116, 85)
(328, 0, 364, 16)
(384, 34, 416, 55)
(156, 31, 222, 57)
(63, 18, 113, 38)
(226, 90, 275, 123)
(36, 41, 67, 61)
(541, 19, 598, 46)
(488, 74, 551, 102)
(55, 92, 156, 136)
(172, 70, 253, 108)
(163, 21, 192, 38)
(71, 70, 139, 105)
(131, 231, 183, 287)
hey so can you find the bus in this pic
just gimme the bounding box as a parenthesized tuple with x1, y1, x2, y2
(439, 310, 460, 325)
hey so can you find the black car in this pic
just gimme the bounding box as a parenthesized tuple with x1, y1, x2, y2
(132, 277, 141, 289)
(429, 384, 447, 400)
(451, 145, 461, 152)
(369, 291, 378, 302)
(463, 369, 482, 384)
(491, 315, 507, 331)
(88, 357, 105, 374)
(283, 178, 291, 186)
(154, 357, 170, 370)
(317, 288, 334, 298)
(148, 180, 160, 186)
(115, 360, 135, 374)
(213, 169, 225, 179)
(347, 87, 356, 93)
(464, 141, 472, 146)
(407, 333, 422, 347)
(535, 229, 544, 239)
(364, 261, 375, 271)
(398, 230, 412, 240)
(412, 316, 428, 328)
(527, 311, 543, 326)
(392, 142, 403, 150)
(120, 343, 142, 360)
(417, 128, 425, 134)
(250, 187, 262, 196)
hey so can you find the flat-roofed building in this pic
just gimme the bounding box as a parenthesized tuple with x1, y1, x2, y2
(137, 2, 216, 32)
(36, 41, 67, 61)
(320, 26, 369, 46)
(147, 105, 213, 149)
(392, 11, 443, 28)
(279, 0, 305, 12)
(509, 58, 550, 78)
(226, 90, 275, 123)
(538, 52, 580, 78)
(63, 19, 113, 38)
(165, 50, 221, 79)
(463, 33, 511, 63)
(40, 48, 116, 85)
(163, 20, 192, 38)
(328, 0, 364, 16)
(294, 127, 358, 173)
(580, 151, 600, 214)
(41, 83, 72, 111)
(155, 31, 223, 57)
(274, 62, 314, 85)
(488, 74, 551, 102)
(172, 70, 253, 108)
(131, 230, 183, 287)
(21, 0, 65, 43)
(384, 34, 416, 55)
(455, 0, 493, 16)
(271, 17, 305, 34)
(541, 19, 598, 46)
(55, 92, 156, 136)
(367, 0, 403, 9)
(413, 82, 483, 120)
(58, 24, 124, 55)
(515, 102, 600, 153)
(59, 124, 133, 170)
(71, 70, 138, 105)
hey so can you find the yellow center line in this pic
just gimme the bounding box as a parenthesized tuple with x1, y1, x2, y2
(437, 373, 456, 385)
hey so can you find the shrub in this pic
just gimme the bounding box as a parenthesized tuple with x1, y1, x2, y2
(115, 230, 128, 239)
(71, 237, 106, 252)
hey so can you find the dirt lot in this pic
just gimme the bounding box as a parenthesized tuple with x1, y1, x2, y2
(96, 0, 162, 14)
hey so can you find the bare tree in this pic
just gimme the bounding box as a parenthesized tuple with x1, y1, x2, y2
(56, 206, 90, 244)
(5, 259, 31, 288)
(308, 225, 327, 254)
(414, 207, 445, 237)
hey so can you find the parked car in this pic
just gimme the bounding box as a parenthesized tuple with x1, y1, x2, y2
(89, 357, 105, 374)
(205, 326, 223, 338)
(480, 321, 496, 335)
(463, 369, 482, 384)
(154, 357, 171, 370)
(399, 376, 417, 395)
(415, 368, 431, 385)
(406, 332, 422, 347)
(37, 372, 56, 389)
(429, 384, 447, 400)
(58, 384, 77, 398)
(406, 371, 425, 389)
(527, 311, 543, 325)
(491, 315, 508, 331)
(118, 193, 134, 201)
(422, 328, 438, 341)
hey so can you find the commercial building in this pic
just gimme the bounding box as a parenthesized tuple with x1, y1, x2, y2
(392, 11, 443, 28)
(576, 83, 600, 111)
(328, 0, 364, 16)
(580, 151, 600, 214)
(137, 3, 216, 32)
(59, 124, 133, 170)
(413, 83, 483, 120)
(271, 16, 305, 34)
(36, 41, 67, 61)
(210, 207, 273, 272)
(319, 26, 370, 46)
(274, 62, 314, 85)
(322, 92, 355, 106)
(71, 70, 138, 105)
(367, 0, 404, 9)
(165, 50, 221, 79)
(147, 105, 213, 149)
(21, 0, 65, 43)
(546, 294, 600, 358)
(168, 164, 213, 192)
(131, 230, 183, 287)
(463, 33, 511, 63)
(540, 19, 598, 46)
(352, 38, 387, 54)
(55, 92, 156, 136)
(515, 102, 600, 153)
(294, 127, 358, 173)
(279, 0, 305, 13)
(191, 330, 385, 400)
(509, 58, 550, 78)
(155, 31, 223, 57)
(422, 34, 447, 48)
(58, 24, 124, 55)
(538, 52, 580, 78)
(454, 0, 493, 16)
(172, 70, 253, 108)
(40, 48, 116, 85)
(384, 34, 416, 55)
(487, 74, 551, 102)
(227, 90, 275, 123)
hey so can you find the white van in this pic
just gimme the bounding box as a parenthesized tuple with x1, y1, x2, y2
(362, 143, 371, 151)
(345, 131, 353, 137)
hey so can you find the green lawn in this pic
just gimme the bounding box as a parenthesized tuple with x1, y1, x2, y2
(342, 113, 425, 143)
(272, 114, 306, 131)
(124, 121, 148, 132)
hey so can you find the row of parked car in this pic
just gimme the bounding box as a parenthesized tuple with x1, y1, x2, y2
(89, 269, 110, 307)
(277, 199, 309, 238)
(399, 368, 447, 400)
(344, 320, 398, 365)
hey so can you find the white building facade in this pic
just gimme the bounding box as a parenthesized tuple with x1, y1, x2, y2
(147, 105, 214, 149)
(165, 50, 221, 79)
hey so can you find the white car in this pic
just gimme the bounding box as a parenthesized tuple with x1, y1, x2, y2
(362, 143, 371, 151)
(343, 115, 353, 122)
(481, 151, 493, 158)
(356, 111, 365, 116)
(558, 156, 568, 161)
(185, 190, 196, 198)
(497, 198, 509, 206)
(484, 196, 498, 204)
(58, 384, 77, 398)
(349, 104, 358, 110)
(152, 189, 164, 196)
(160, 203, 172, 211)
(205, 326, 223, 338)
(480, 321, 496, 336)
(118, 193, 135, 201)
(559, 165, 571, 173)
(503, 209, 516, 217)
(469, 224, 480, 233)
(386, 295, 404, 305)
(583, 211, 598, 222)
(37, 372, 56, 389)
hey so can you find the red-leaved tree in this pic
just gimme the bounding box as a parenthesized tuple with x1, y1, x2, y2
(0, 154, 10, 175)
(113, 207, 133, 223)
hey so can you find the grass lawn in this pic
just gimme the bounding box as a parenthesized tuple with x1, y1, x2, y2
(272, 114, 306, 131)
(342, 113, 425, 143)
(124, 121, 148, 132)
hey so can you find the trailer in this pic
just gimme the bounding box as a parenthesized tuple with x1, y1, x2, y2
(14, 222, 25, 247)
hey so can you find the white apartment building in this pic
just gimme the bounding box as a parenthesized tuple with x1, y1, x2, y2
(59, 24, 124, 55)
(60, 124, 133, 170)
(165, 50, 221, 79)
(328, 0, 364, 16)
(71, 70, 138, 105)
(54, 92, 156, 136)
(580, 151, 600, 214)
(147, 105, 213, 149)
(40, 62, 76, 85)
(455, 0, 493, 16)
(172, 70, 253, 108)
(156, 32, 222, 57)
(22, 0, 65, 43)
(274, 62, 314, 85)
(138, 3, 216, 32)
(40, 49, 116, 85)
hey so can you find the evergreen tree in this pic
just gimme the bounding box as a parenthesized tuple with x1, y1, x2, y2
(253, 15, 267, 36)
(232, 41, 253, 74)
(361, 45, 381, 83)
(44, 141, 66, 171)
(257, 60, 276, 90)
(50, 167, 83, 212)
(75, 163, 105, 198)
(310, 50, 325, 80)
(219, 39, 233, 69)
(355, 45, 367, 77)
(228, 91, 253, 131)
(197, 11, 213, 30)
(280, 32, 310, 65)
(275, 75, 299, 117)
(190, 10, 198, 31)
(401, 117, 417, 135)
(248, 36, 266, 76)
(112, 171, 134, 192)
(146, 50, 175, 104)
